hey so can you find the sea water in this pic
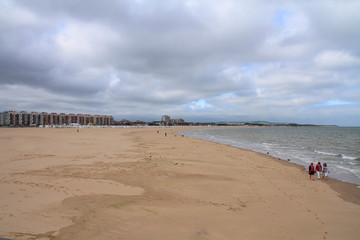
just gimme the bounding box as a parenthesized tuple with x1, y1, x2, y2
(178, 127, 360, 186)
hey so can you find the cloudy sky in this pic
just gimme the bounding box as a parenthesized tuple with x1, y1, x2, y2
(1, 0, 359, 126)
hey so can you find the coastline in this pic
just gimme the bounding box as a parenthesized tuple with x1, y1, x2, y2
(1, 127, 359, 239)
(177, 126, 360, 187)
(176, 127, 360, 205)
(256, 149, 360, 205)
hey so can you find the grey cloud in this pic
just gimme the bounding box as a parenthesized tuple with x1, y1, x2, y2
(305, 0, 360, 51)
(1, 0, 359, 125)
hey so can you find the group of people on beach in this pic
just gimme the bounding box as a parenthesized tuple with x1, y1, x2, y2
(309, 162, 329, 180)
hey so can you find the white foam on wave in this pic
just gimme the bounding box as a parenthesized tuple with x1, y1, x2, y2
(262, 143, 274, 150)
(314, 150, 338, 156)
(342, 155, 357, 160)
(335, 164, 360, 175)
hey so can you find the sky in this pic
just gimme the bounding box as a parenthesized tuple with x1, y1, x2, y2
(0, 0, 360, 126)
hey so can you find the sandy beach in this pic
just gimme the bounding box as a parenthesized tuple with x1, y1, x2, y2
(0, 127, 359, 240)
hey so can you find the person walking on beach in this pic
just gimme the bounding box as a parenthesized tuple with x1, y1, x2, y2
(309, 163, 315, 180)
(322, 163, 329, 180)
(315, 162, 322, 180)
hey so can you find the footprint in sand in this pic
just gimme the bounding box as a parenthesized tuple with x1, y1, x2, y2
(195, 228, 209, 237)
(228, 207, 237, 211)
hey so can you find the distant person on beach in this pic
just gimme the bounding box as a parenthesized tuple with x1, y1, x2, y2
(315, 162, 322, 180)
(322, 163, 329, 180)
(309, 163, 315, 179)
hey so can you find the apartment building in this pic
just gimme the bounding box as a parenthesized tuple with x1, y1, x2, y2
(0, 111, 17, 126)
(161, 115, 185, 126)
(161, 115, 171, 125)
(0, 111, 114, 126)
(30, 112, 39, 126)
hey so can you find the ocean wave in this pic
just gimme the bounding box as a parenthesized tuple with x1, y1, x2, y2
(314, 150, 339, 156)
(342, 155, 357, 160)
(314, 150, 358, 161)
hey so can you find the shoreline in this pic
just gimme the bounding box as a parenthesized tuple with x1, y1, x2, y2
(1, 127, 360, 239)
(172, 127, 360, 206)
(176, 126, 360, 187)
(257, 149, 360, 205)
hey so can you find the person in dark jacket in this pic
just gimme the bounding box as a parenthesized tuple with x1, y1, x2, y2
(309, 163, 315, 180)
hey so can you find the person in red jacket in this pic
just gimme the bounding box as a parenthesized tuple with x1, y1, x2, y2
(315, 162, 322, 180)
(309, 163, 315, 180)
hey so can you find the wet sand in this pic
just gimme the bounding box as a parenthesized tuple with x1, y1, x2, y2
(0, 127, 359, 240)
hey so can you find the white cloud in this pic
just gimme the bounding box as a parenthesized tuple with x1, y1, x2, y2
(259, 8, 314, 60)
(54, 21, 121, 62)
(0, 0, 39, 27)
(313, 50, 360, 69)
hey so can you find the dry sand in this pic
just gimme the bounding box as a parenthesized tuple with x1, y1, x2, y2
(0, 127, 359, 240)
